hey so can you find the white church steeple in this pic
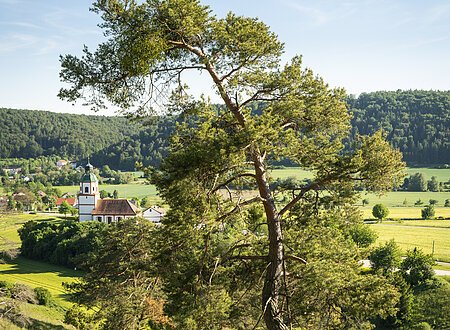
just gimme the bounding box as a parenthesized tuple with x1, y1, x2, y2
(78, 161, 100, 221)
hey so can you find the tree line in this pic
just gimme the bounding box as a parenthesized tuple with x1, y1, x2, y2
(1, 89, 449, 170)
(348, 90, 450, 165)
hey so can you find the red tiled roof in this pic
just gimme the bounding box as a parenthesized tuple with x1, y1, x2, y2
(91, 199, 138, 216)
(56, 198, 76, 206)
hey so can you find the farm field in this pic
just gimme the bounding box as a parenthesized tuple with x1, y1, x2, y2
(361, 206, 450, 219)
(370, 220, 450, 262)
(358, 192, 450, 208)
(58, 180, 157, 199)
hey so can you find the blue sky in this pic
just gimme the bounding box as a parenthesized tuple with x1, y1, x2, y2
(1, 0, 449, 116)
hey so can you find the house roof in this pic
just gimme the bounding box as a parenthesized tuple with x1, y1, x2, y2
(56, 198, 76, 206)
(143, 207, 166, 215)
(92, 199, 139, 216)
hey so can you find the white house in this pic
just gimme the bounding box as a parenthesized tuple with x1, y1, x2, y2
(77, 163, 139, 223)
(142, 207, 165, 223)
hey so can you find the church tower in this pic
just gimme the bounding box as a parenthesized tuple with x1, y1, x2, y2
(77, 162, 99, 221)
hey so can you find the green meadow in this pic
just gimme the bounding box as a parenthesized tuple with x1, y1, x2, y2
(0, 213, 79, 328)
(370, 220, 450, 262)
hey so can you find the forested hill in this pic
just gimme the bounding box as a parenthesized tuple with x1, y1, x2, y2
(348, 90, 449, 164)
(1, 90, 449, 170)
(0, 108, 174, 169)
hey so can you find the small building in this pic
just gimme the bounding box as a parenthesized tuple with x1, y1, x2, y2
(142, 206, 165, 223)
(56, 197, 77, 207)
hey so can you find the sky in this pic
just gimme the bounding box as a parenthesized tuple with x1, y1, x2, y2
(0, 0, 449, 116)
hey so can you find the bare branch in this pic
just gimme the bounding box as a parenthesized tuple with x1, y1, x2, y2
(216, 196, 262, 222)
(284, 255, 307, 264)
(209, 173, 257, 195)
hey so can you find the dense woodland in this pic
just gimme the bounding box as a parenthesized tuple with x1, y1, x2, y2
(1, 90, 448, 170)
(348, 90, 449, 164)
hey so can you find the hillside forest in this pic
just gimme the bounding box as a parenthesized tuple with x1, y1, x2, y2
(0, 90, 449, 171)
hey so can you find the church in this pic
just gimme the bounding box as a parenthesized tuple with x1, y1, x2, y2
(77, 163, 139, 223)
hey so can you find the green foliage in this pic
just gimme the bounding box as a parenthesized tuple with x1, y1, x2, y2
(427, 176, 439, 192)
(410, 281, 450, 329)
(58, 1, 406, 328)
(369, 240, 402, 274)
(18, 220, 106, 268)
(33, 287, 54, 306)
(421, 205, 435, 219)
(400, 248, 435, 288)
(348, 223, 378, 248)
(0, 108, 174, 171)
(64, 306, 95, 330)
(348, 90, 450, 165)
(58, 200, 72, 218)
(372, 203, 390, 221)
(65, 218, 169, 329)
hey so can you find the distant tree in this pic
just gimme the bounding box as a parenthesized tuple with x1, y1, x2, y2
(112, 189, 119, 199)
(445, 199, 450, 207)
(362, 198, 369, 206)
(400, 248, 435, 288)
(408, 173, 427, 192)
(99, 190, 109, 199)
(428, 199, 438, 205)
(59, 200, 72, 219)
(348, 224, 378, 248)
(403, 198, 408, 206)
(415, 199, 424, 206)
(427, 176, 439, 192)
(42, 195, 56, 210)
(369, 240, 402, 275)
(7, 196, 16, 211)
(372, 204, 390, 222)
(421, 205, 435, 220)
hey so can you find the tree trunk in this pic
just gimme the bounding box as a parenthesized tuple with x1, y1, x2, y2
(253, 154, 288, 330)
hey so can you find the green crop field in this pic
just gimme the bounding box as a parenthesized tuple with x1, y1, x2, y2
(361, 207, 450, 219)
(58, 181, 158, 199)
(370, 220, 450, 262)
(358, 192, 450, 208)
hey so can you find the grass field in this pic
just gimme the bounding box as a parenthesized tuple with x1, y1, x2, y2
(0, 213, 79, 328)
(361, 207, 450, 219)
(0, 257, 80, 307)
(370, 220, 450, 262)
(58, 180, 158, 199)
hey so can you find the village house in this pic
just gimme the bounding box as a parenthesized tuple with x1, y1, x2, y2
(142, 206, 165, 223)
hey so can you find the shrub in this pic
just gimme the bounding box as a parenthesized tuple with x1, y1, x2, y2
(34, 287, 53, 306)
(421, 205, 435, 219)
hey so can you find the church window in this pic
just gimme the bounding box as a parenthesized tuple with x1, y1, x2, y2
(85, 186, 89, 193)
(97, 217, 102, 222)
(107, 216, 112, 224)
